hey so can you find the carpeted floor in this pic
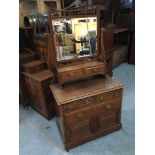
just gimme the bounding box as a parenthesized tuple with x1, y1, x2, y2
(19, 63, 135, 155)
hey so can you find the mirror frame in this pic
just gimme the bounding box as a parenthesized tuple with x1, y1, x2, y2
(48, 6, 102, 66)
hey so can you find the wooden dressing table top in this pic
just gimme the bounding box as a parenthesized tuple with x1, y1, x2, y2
(50, 77, 124, 105)
(57, 60, 104, 72)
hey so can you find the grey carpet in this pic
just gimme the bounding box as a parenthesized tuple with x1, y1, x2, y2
(19, 63, 135, 155)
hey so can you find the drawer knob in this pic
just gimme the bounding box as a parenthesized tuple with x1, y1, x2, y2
(93, 68, 97, 72)
(106, 105, 112, 109)
(70, 73, 74, 76)
(85, 100, 89, 104)
(100, 96, 104, 100)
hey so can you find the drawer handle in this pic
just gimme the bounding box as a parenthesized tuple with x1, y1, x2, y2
(100, 96, 104, 100)
(69, 73, 74, 76)
(106, 105, 112, 109)
(76, 113, 83, 118)
(85, 100, 90, 104)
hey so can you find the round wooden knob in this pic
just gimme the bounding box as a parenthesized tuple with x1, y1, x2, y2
(85, 100, 89, 104)
(93, 68, 97, 72)
(100, 96, 103, 100)
(70, 73, 74, 76)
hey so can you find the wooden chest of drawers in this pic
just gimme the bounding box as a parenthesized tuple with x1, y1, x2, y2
(23, 69, 55, 119)
(19, 51, 37, 106)
(50, 77, 124, 150)
(56, 60, 106, 85)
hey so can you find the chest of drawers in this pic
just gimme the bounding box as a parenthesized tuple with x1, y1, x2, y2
(50, 77, 124, 150)
(56, 60, 106, 85)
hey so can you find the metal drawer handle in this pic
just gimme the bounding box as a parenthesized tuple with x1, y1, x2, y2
(106, 104, 112, 109)
(76, 113, 83, 118)
(85, 100, 90, 104)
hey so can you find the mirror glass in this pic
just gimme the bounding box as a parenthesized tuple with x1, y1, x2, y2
(52, 17, 97, 61)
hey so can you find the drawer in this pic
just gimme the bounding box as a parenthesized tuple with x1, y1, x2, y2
(96, 89, 122, 103)
(84, 65, 105, 75)
(95, 99, 121, 116)
(64, 99, 121, 126)
(60, 69, 83, 82)
(63, 97, 94, 113)
(64, 108, 93, 126)
(63, 101, 79, 113)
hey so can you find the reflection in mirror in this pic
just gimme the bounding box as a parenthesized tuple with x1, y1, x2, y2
(52, 17, 97, 61)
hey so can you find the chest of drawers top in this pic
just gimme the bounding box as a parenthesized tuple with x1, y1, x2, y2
(50, 77, 124, 105)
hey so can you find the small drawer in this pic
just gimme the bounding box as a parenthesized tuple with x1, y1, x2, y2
(64, 108, 93, 126)
(63, 97, 94, 113)
(85, 65, 105, 75)
(96, 89, 122, 103)
(65, 111, 87, 125)
(63, 101, 78, 113)
(95, 100, 121, 116)
(61, 69, 83, 82)
(82, 97, 94, 107)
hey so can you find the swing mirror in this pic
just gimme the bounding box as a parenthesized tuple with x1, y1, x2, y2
(52, 17, 97, 61)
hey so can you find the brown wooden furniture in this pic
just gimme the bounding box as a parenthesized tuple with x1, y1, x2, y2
(19, 50, 37, 106)
(113, 27, 129, 68)
(33, 34, 53, 69)
(23, 69, 55, 119)
(101, 26, 130, 75)
(56, 60, 106, 85)
(101, 26, 115, 76)
(50, 76, 123, 150)
(20, 27, 56, 119)
(48, 6, 107, 85)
